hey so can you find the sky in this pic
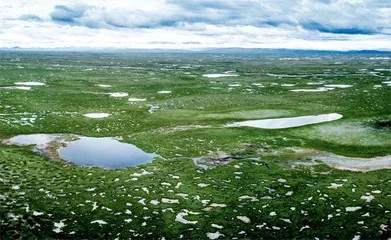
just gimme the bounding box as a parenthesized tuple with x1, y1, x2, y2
(0, 0, 390, 51)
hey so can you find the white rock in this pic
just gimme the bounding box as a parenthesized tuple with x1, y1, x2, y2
(161, 198, 179, 204)
(175, 212, 197, 225)
(236, 216, 250, 223)
(83, 113, 111, 118)
(15, 82, 46, 86)
(206, 231, 224, 239)
(360, 195, 374, 202)
(346, 206, 362, 212)
(211, 224, 224, 229)
(91, 220, 108, 225)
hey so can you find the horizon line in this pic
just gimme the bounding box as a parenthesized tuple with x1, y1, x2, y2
(1, 47, 391, 53)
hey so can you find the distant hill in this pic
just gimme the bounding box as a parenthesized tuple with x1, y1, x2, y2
(0, 47, 390, 55)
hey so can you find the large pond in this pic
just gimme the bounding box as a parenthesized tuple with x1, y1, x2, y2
(5, 134, 160, 169)
(227, 113, 343, 129)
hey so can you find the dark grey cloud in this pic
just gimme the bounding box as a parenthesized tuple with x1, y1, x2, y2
(300, 21, 376, 35)
(50, 4, 88, 23)
(169, 0, 388, 34)
(25, 0, 389, 35)
(18, 14, 42, 21)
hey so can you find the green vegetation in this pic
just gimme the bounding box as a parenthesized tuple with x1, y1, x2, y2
(0, 51, 390, 239)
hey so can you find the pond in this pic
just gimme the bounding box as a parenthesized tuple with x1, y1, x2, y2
(227, 113, 342, 129)
(5, 134, 160, 169)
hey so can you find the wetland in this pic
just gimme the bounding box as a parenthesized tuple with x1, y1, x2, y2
(0, 51, 390, 239)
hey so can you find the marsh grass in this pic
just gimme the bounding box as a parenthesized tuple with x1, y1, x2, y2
(0, 51, 390, 239)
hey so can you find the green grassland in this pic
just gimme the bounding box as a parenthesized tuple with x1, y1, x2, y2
(0, 51, 390, 239)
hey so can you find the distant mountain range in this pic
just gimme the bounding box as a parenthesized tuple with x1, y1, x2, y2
(1, 47, 390, 55)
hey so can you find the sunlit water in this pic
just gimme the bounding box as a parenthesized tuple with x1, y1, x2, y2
(227, 113, 343, 129)
(6, 134, 160, 169)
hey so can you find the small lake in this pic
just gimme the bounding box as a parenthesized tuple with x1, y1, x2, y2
(227, 113, 342, 129)
(5, 134, 160, 169)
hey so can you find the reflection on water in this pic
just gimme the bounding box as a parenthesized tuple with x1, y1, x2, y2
(6, 134, 160, 169)
(59, 137, 160, 169)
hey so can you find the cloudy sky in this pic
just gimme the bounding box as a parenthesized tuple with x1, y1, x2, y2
(1, 0, 390, 50)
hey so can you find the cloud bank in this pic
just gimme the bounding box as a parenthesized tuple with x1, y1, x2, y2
(0, 0, 390, 50)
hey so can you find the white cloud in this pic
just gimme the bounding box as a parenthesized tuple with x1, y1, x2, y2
(0, 0, 390, 50)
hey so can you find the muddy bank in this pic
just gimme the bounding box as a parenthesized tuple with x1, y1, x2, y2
(289, 148, 391, 172)
(311, 153, 391, 172)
